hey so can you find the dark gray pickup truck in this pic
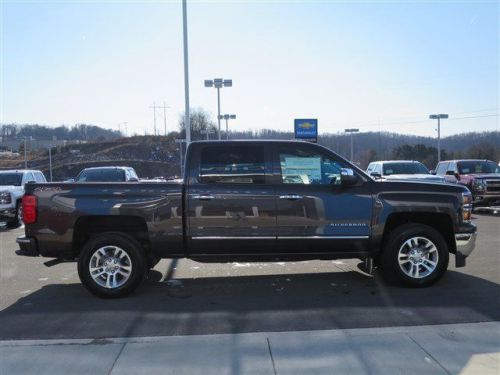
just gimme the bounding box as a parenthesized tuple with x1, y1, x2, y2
(17, 140, 477, 297)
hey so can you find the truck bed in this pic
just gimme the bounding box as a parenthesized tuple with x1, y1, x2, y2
(24, 181, 184, 258)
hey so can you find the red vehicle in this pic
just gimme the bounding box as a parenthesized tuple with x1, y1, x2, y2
(433, 159, 500, 206)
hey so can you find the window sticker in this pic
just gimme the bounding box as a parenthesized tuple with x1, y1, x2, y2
(282, 157, 321, 183)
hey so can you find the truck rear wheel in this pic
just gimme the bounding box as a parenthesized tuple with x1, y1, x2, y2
(77, 233, 146, 298)
(381, 224, 449, 287)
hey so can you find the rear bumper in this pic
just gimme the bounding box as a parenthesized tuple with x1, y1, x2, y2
(16, 236, 39, 257)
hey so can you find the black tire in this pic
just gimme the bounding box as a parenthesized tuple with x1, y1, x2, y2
(7, 201, 22, 228)
(77, 233, 146, 298)
(381, 223, 449, 287)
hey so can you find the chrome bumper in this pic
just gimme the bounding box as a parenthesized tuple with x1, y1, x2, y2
(455, 232, 477, 258)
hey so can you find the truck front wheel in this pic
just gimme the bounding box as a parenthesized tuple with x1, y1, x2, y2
(77, 233, 146, 298)
(381, 224, 449, 287)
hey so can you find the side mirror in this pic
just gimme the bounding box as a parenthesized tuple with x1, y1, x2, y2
(430, 170, 436, 175)
(340, 168, 358, 186)
(128, 177, 139, 182)
(66, 178, 75, 183)
(370, 172, 381, 179)
(446, 170, 460, 180)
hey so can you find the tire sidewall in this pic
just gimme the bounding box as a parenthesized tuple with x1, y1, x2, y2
(382, 224, 449, 287)
(78, 233, 146, 298)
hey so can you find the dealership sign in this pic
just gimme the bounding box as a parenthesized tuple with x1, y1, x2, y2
(294, 119, 318, 142)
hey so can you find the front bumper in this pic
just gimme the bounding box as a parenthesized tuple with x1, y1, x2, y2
(16, 236, 39, 257)
(454, 226, 477, 267)
(472, 193, 500, 206)
(0, 207, 16, 221)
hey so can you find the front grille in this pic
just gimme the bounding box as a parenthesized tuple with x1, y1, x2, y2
(486, 179, 500, 193)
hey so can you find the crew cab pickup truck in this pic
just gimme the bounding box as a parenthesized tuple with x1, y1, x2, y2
(16, 141, 477, 298)
(434, 159, 500, 206)
(0, 169, 47, 227)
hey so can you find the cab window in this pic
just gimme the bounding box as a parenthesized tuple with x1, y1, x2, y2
(277, 144, 347, 185)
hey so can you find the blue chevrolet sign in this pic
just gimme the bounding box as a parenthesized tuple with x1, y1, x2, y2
(294, 119, 318, 142)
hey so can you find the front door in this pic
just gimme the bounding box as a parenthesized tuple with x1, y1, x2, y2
(187, 144, 276, 255)
(273, 143, 373, 254)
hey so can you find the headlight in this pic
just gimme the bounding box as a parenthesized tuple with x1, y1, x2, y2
(473, 179, 486, 191)
(0, 191, 12, 205)
(462, 192, 472, 222)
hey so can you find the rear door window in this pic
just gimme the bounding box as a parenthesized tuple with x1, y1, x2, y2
(199, 146, 266, 184)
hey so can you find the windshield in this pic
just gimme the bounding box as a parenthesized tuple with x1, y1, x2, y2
(457, 161, 497, 174)
(382, 162, 429, 176)
(76, 169, 126, 182)
(0, 173, 23, 186)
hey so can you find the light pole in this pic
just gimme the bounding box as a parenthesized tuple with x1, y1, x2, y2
(24, 137, 27, 169)
(182, 0, 191, 146)
(204, 78, 232, 140)
(48, 146, 53, 182)
(429, 114, 448, 163)
(344, 128, 359, 162)
(218, 114, 236, 139)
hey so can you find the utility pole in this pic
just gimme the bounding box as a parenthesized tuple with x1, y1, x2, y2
(429, 114, 449, 163)
(150, 102, 158, 136)
(162, 102, 170, 136)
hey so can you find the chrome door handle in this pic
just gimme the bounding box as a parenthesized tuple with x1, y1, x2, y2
(279, 195, 303, 200)
(193, 194, 215, 200)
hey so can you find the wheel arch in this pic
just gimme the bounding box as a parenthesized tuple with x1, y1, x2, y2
(73, 215, 150, 257)
(382, 212, 456, 254)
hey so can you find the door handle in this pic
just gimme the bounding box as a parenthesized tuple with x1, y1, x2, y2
(279, 195, 303, 200)
(193, 194, 215, 201)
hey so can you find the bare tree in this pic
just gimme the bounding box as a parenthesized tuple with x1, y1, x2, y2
(178, 108, 217, 140)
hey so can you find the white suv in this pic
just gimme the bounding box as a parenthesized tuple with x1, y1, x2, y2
(0, 170, 47, 227)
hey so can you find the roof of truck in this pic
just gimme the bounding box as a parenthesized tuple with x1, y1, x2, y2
(0, 169, 43, 174)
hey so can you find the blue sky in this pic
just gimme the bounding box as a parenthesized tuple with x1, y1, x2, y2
(1, 0, 498, 137)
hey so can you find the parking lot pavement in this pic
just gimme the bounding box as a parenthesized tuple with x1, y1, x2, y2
(1, 322, 499, 375)
(0, 214, 499, 342)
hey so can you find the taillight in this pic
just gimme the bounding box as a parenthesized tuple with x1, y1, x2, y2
(22, 195, 37, 224)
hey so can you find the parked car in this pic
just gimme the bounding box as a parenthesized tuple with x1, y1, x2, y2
(70, 166, 139, 182)
(17, 140, 476, 298)
(366, 160, 446, 183)
(0, 169, 46, 227)
(433, 159, 500, 206)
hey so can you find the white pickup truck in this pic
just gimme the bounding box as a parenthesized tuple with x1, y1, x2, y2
(0, 170, 47, 227)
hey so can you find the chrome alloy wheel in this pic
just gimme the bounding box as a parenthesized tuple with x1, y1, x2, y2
(89, 246, 132, 289)
(397, 236, 439, 279)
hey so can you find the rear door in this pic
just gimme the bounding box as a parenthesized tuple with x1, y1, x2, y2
(186, 143, 276, 255)
(273, 142, 373, 254)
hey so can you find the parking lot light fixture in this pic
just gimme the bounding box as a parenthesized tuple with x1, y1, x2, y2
(429, 114, 449, 163)
(218, 114, 237, 140)
(205, 78, 233, 140)
(344, 128, 359, 162)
